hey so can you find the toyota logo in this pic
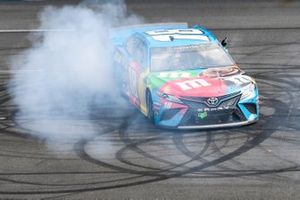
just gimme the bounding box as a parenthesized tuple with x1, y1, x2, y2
(207, 97, 219, 106)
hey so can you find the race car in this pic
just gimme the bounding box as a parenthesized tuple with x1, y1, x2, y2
(112, 23, 259, 129)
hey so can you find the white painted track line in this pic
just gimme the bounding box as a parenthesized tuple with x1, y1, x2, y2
(0, 29, 73, 33)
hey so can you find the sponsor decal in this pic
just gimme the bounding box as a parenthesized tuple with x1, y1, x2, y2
(175, 79, 211, 91)
(160, 77, 226, 97)
(146, 29, 208, 42)
(197, 111, 208, 119)
(197, 105, 234, 112)
(225, 76, 251, 85)
(199, 66, 240, 78)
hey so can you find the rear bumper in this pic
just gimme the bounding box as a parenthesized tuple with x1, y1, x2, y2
(177, 118, 258, 129)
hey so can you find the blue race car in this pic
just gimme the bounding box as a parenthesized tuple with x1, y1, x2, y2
(113, 23, 259, 129)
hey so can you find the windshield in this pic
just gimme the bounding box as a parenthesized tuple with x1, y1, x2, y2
(150, 42, 235, 72)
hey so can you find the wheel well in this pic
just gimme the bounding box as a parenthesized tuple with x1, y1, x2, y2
(145, 88, 154, 121)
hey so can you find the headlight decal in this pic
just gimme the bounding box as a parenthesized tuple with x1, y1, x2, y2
(240, 83, 256, 100)
(157, 91, 183, 104)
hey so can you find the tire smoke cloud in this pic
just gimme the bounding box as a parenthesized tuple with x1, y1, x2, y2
(9, 0, 142, 150)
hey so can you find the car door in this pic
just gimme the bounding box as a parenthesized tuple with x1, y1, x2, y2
(125, 36, 148, 107)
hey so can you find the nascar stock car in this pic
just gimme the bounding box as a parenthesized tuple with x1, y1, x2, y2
(112, 23, 259, 129)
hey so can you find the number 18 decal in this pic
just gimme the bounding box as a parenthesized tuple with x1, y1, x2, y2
(129, 68, 138, 96)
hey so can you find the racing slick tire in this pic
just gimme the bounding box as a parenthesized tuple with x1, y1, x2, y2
(146, 91, 155, 123)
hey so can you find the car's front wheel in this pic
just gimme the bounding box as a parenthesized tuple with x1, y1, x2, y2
(146, 91, 154, 123)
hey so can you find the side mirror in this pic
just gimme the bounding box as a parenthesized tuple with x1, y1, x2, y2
(221, 37, 228, 47)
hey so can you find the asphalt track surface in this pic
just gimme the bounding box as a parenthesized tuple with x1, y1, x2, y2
(0, 0, 300, 199)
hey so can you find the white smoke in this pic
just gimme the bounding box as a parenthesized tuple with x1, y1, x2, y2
(9, 1, 143, 150)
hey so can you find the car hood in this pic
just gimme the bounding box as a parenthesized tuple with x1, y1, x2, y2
(148, 66, 254, 97)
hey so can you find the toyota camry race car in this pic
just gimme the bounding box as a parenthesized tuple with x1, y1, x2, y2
(113, 23, 259, 129)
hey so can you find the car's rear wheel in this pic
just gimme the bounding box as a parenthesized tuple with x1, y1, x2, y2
(146, 91, 154, 123)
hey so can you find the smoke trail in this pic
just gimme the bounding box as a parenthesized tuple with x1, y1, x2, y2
(9, 1, 142, 150)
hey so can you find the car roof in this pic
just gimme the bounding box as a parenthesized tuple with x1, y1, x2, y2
(137, 27, 218, 48)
